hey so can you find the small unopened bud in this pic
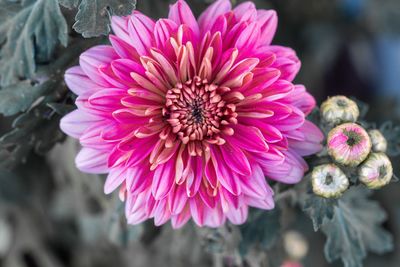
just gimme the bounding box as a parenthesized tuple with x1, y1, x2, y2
(283, 231, 308, 260)
(311, 164, 349, 198)
(358, 153, 393, 189)
(320, 96, 360, 125)
(368, 129, 387, 153)
(327, 123, 372, 167)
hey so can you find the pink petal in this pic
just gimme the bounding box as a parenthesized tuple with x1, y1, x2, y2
(80, 124, 113, 150)
(168, 0, 199, 38)
(186, 156, 202, 197)
(233, 2, 257, 22)
(245, 196, 275, 210)
(264, 151, 307, 184)
(111, 15, 130, 43)
(210, 147, 241, 196)
(225, 124, 269, 153)
(65, 66, 97, 96)
(109, 35, 139, 60)
(219, 143, 251, 176)
(152, 161, 175, 200)
(79, 45, 118, 87)
(198, 0, 231, 33)
(127, 13, 155, 55)
(289, 121, 323, 156)
(238, 164, 270, 199)
(60, 110, 101, 138)
(257, 10, 277, 45)
(171, 206, 191, 229)
(168, 184, 188, 215)
(189, 196, 208, 227)
(284, 85, 316, 115)
(104, 166, 127, 194)
(154, 19, 178, 49)
(154, 200, 172, 226)
(226, 205, 248, 225)
(75, 148, 109, 174)
(126, 166, 152, 195)
(268, 45, 300, 82)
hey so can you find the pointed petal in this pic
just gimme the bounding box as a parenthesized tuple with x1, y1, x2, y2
(198, 0, 231, 33)
(75, 148, 109, 174)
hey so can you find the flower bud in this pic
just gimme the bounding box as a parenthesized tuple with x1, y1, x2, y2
(368, 129, 387, 153)
(327, 123, 372, 166)
(283, 231, 308, 260)
(311, 164, 349, 198)
(358, 153, 393, 189)
(320, 96, 360, 125)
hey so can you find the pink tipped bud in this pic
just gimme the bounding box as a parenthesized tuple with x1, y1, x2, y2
(358, 153, 393, 189)
(311, 164, 349, 198)
(320, 96, 359, 125)
(327, 123, 372, 167)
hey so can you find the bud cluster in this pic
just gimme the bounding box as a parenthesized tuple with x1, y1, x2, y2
(311, 96, 394, 198)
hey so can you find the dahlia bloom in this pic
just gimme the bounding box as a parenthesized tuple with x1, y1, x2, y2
(359, 153, 393, 189)
(327, 123, 371, 167)
(311, 164, 349, 198)
(60, 0, 323, 228)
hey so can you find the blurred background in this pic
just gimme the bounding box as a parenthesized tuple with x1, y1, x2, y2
(0, 0, 400, 266)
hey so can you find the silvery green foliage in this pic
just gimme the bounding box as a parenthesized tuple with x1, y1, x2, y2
(322, 188, 393, 267)
(59, 0, 137, 37)
(0, 0, 68, 86)
(302, 193, 337, 231)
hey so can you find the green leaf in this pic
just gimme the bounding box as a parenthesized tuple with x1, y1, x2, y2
(58, 0, 80, 9)
(322, 187, 393, 267)
(0, 80, 55, 116)
(0, 0, 68, 86)
(302, 194, 337, 231)
(71, 0, 136, 38)
(239, 208, 281, 255)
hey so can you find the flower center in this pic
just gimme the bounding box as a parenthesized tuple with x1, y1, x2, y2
(378, 165, 387, 179)
(324, 174, 334, 185)
(336, 99, 348, 108)
(164, 76, 235, 144)
(343, 130, 361, 147)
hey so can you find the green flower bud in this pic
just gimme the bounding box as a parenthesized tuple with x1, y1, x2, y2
(320, 96, 359, 125)
(368, 129, 388, 153)
(358, 153, 393, 189)
(311, 164, 349, 198)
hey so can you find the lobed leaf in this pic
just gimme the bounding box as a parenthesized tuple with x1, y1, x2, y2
(321, 187, 393, 267)
(0, 0, 68, 86)
(61, 0, 137, 38)
(302, 194, 337, 231)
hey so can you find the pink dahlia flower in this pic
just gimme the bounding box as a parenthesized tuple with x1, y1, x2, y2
(60, 0, 323, 228)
